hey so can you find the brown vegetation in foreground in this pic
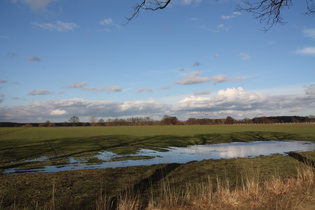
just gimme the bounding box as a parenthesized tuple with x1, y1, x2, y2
(96, 166, 315, 210)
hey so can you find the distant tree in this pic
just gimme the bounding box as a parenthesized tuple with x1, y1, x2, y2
(161, 115, 179, 125)
(98, 118, 105, 126)
(224, 116, 236, 124)
(89, 116, 98, 126)
(129, 0, 314, 29)
(48, 123, 56, 127)
(69, 116, 80, 126)
(39, 120, 51, 127)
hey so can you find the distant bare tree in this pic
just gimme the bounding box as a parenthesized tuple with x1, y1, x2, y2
(89, 116, 98, 126)
(98, 118, 105, 126)
(69, 116, 80, 126)
(129, 0, 314, 29)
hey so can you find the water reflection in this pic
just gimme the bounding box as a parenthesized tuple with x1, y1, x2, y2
(3, 141, 315, 174)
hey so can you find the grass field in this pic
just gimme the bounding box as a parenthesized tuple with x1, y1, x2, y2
(0, 124, 315, 209)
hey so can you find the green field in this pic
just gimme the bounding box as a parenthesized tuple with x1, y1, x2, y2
(1, 124, 315, 164)
(0, 124, 315, 209)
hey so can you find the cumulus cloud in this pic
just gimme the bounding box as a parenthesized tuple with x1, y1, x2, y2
(33, 21, 78, 32)
(295, 47, 315, 55)
(0, 80, 8, 84)
(303, 28, 315, 39)
(28, 89, 51, 96)
(1, 85, 315, 122)
(176, 86, 315, 118)
(174, 72, 244, 85)
(0, 98, 168, 122)
(50, 109, 67, 115)
(27, 56, 41, 62)
(62, 82, 87, 88)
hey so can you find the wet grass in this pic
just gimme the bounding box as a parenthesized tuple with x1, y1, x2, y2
(0, 154, 306, 209)
(0, 124, 314, 209)
(1, 125, 314, 171)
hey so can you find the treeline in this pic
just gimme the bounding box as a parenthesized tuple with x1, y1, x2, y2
(1, 115, 314, 127)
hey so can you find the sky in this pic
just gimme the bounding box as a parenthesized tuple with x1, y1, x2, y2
(0, 0, 315, 123)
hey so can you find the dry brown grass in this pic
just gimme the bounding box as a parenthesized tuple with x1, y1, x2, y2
(95, 165, 315, 210)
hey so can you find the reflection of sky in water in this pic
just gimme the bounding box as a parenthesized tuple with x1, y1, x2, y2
(4, 141, 315, 174)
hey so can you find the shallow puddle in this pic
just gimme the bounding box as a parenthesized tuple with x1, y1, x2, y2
(3, 140, 315, 174)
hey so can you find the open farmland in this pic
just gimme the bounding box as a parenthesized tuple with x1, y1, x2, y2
(0, 124, 315, 209)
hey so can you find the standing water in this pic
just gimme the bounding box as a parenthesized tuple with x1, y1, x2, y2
(3, 140, 315, 174)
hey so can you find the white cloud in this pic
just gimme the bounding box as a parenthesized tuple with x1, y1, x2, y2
(190, 17, 200, 21)
(221, 11, 241, 20)
(100, 18, 113, 25)
(108, 86, 122, 92)
(296, 47, 315, 55)
(12, 0, 57, 11)
(28, 89, 51, 96)
(137, 88, 154, 93)
(174, 72, 211, 85)
(1, 85, 315, 122)
(303, 28, 315, 39)
(174, 72, 244, 85)
(136, 86, 170, 93)
(179, 0, 202, 5)
(221, 15, 233, 20)
(62, 82, 87, 88)
(81, 86, 106, 92)
(239, 52, 250, 60)
(33, 21, 78, 32)
(50, 109, 67, 116)
(25, 0, 56, 10)
(233, 11, 242, 16)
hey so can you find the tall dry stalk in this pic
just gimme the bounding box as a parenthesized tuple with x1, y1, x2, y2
(146, 166, 315, 210)
(50, 179, 55, 210)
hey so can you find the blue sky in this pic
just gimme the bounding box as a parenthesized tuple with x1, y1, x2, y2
(1, 0, 315, 123)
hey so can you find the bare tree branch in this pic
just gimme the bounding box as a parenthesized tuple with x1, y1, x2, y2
(239, 0, 315, 30)
(126, 0, 171, 24)
(127, 0, 315, 29)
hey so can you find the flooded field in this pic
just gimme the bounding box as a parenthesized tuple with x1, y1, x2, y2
(3, 140, 315, 174)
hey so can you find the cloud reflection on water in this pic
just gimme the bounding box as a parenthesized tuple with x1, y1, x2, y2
(3, 141, 315, 174)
